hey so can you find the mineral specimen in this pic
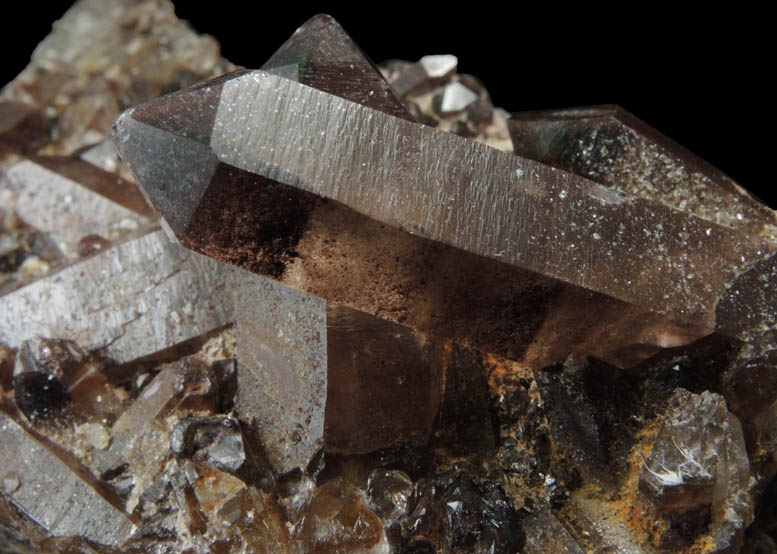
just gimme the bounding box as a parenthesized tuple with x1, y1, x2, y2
(1, 0, 235, 155)
(2, 2, 777, 553)
(639, 389, 753, 551)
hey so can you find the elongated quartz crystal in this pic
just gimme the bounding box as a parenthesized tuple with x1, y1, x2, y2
(112, 67, 777, 369)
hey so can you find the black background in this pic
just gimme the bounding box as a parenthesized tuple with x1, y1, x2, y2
(3, 3, 771, 206)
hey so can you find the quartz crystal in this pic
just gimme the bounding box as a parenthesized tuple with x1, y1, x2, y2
(113, 64, 777, 370)
(0, 411, 137, 546)
(0, 229, 230, 363)
(0, 157, 154, 256)
(638, 389, 753, 551)
(507, 105, 776, 233)
(232, 266, 492, 474)
(2, 2, 777, 553)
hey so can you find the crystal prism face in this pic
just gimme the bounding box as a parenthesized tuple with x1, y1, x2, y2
(0, 229, 231, 363)
(1, 157, 154, 254)
(0, 152, 230, 364)
(231, 267, 490, 474)
(323, 303, 444, 454)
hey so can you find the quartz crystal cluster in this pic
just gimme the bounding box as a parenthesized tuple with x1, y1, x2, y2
(1, 2, 776, 553)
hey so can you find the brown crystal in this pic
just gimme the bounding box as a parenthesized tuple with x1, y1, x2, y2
(262, 14, 411, 122)
(639, 389, 754, 552)
(14, 337, 121, 419)
(294, 478, 387, 553)
(323, 303, 443, 455)
(113, 67, 776, 372)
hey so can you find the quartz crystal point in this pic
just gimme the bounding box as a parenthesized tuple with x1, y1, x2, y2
(0, 411, 137, 547)
(113, 68, 777, 368)
(261, 14, 411, 121)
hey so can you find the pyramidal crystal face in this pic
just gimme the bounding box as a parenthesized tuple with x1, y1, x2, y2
(112, 67, 777, 368)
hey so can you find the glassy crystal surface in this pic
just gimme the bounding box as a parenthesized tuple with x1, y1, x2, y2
(232, 266, 491, 473)
(508, 105, 776, 233)
(13, 336, 121, 420)
(262, 14, 411, 122)
(0, 157, 153, 256)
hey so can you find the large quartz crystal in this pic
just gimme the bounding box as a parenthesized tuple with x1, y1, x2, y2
(111, 62, 777, 372)
(1, 2, 776, 553)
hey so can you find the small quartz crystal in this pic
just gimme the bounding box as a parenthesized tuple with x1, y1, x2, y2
(639, 389, 754, 551)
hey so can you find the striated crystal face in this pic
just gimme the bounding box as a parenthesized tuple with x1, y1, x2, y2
(1, 3, 777, 554)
